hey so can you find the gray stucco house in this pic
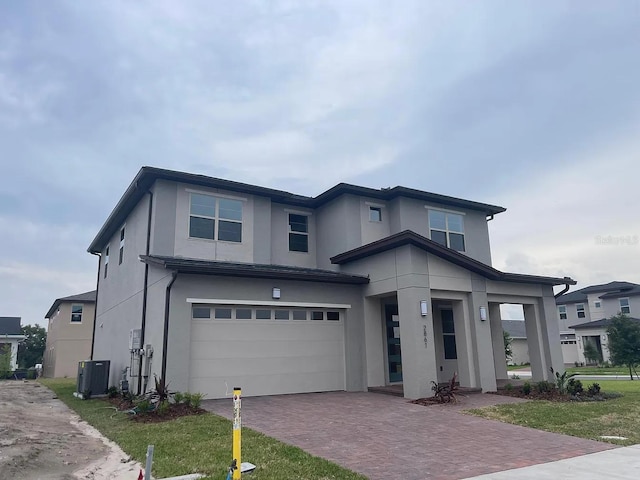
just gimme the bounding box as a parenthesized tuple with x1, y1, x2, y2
(556, 281, 640, 364)
(89, 167, 575, 399)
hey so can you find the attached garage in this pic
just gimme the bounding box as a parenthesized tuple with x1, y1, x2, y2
(187, 300, 347, 398)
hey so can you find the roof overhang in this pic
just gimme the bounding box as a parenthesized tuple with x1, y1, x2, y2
(331, 231, 576, 287)
(570, 317, 640, 330)
(140, 255, 370, 285)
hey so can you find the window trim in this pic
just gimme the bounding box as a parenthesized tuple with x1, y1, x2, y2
(104, 246, 110, 278)
(558, 305, 567, 320)
(428, 209, 465, 252)
(70, 304, 83, 323)
(369, 206, 382, 222)
(188, 192, 243, 243)
(288, 213, 310, 253)
(594, 301, 601, 308)
(619, 297, 631, 314)
(576, 303, 586, 318)
(119, 226, 125, 265)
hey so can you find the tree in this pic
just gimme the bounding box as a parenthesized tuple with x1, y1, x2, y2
(607, 314, 640, 380)
(583, 341, 601, 366)
(503, 330, 513, 363)
(17, 324, 47, 369)
(0, 344, 11, 378)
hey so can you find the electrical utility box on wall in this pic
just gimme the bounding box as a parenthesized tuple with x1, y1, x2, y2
(129, 328, 142, 350)
(75, 360, 110, 399)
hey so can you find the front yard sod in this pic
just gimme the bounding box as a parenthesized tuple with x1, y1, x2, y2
(566, 366, 636, 376)
(41, 379, 365, 480)
(467, 380, 640, 446)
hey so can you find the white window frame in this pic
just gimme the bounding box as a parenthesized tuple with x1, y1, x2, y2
(619, 298, 631, 314)
(119, 226, 125, 265)
(576, 303, 586, 318)
(558, 305, 567, 320)
(188, 192, 243, 243)
(104, 245, 110, 278)
(70, 304, 83, 323)
(427, 208, 465, 252)
(288, 213, 310, 253)
(594, 301, 601, 308)
(369, 206, 382, 222)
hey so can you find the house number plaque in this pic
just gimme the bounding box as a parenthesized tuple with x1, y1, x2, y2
(423, 325, 428, 348)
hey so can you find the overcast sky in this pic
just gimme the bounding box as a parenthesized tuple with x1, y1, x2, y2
(1, 1, 639, 327)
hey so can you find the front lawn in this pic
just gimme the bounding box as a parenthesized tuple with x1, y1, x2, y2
(41, 379, 365, 480)
(566, 366, 635, 376)
(467, 380, 640, 446)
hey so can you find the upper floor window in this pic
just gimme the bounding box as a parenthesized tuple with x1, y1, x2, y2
(558, 305, 567, 320)
(594, 301, 601, 308)
(104, 246, 110, 278)
(576, 303, 586, 318)
(119, 227, 125, 265)
(189, 193, 242, 243)
(289, 214, 309, 252)
(428, 210, 465, 252)
(71, 304, 83, 323)
(369, 206, 382, 222)
(620, 298, 630, 314)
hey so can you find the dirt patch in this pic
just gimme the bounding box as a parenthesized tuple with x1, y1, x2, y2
(0, 380, 142, 480)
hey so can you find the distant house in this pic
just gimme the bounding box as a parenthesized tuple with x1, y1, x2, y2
(502, 320, 529, 365)
(556, 281, 640, 364)
(0, 317, 26, 371)
(43, 291, 97, 378)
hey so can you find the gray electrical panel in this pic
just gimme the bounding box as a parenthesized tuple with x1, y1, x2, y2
(76, 360, 110, 398)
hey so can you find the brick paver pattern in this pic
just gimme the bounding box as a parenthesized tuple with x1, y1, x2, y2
(202, 391, 615, 480)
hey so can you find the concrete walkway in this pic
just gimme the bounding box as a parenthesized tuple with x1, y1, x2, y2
(463, 444, 640, 479)
(202, 391, 614, 480)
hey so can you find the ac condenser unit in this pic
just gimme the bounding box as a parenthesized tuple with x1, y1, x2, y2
(75, 360, 110, 399)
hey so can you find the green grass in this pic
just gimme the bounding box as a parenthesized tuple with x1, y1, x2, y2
(566, 366, 635, 376)
(41, 379, 365, 480)
(507, 364, 530, 371)
(467, 380, 640, 446)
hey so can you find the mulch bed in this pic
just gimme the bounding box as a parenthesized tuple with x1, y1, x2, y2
(410, 396, 449, 406)
(492, 389, 571, 402)
(105, 396, 206, 423)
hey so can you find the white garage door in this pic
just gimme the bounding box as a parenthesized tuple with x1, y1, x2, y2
(188, 303, 346, 399)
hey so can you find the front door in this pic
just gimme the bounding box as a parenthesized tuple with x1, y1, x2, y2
(439, 309, 458, 383)
(385, 304, 402, 383)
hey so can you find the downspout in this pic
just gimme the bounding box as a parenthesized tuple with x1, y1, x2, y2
(161, 272, 178, 381)
(89, 252, 101, 360)
(137, 190, 154, 394)
(554, 281, 572, 298)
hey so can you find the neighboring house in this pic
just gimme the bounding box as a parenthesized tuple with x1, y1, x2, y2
(502, 320, 529, 366)
(43, 291, 96, 378)
(89, 167, 575, 400)
(570, 316, 640, 365)
(556, 281, 640, 365)
(0, 317, 26, 371)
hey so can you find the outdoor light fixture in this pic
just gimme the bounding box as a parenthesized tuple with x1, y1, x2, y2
(420, 300, 428, 316)
(272, 287, 281, 299)
(479, 306, 487, 321)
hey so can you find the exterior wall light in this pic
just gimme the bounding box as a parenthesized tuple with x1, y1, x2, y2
(420, 300, 428, 317)
(272, 287, 281, 299)
(479, 306, 487, 321)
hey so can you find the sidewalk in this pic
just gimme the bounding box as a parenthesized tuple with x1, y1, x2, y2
(463, 444, 640, 479)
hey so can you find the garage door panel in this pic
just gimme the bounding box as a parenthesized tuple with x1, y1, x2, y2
(190, 338, 344, 360)
(190, 354, 344, 377)
(191, 322, 344, 342)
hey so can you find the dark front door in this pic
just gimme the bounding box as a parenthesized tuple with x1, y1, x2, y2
(385, 304, 402, 383)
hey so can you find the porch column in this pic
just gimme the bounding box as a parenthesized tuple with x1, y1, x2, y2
(468, 279, 497, 392)
(489, 303, 508, 380)
(364, 296, 385, 388)
(524, 303, 547, 381)
(452, 299, 476, 388)
(538, 287, 565, 376)
(397, 286, 438, 399)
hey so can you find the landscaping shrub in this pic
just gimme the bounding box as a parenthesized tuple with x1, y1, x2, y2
(504, 383, 513, 391)
(190, 393, 204, 409)
(157, 400, 170, 416)
(535, 380, 554, 394)
(521, 382, 531, 395)
(173, 391, 184, 404)
(587, 383, 601, 396)
(567, 378, 583, 396)
(107, 386, 119, 398)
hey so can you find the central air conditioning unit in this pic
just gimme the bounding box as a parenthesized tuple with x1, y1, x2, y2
(74, 360, 110, 399)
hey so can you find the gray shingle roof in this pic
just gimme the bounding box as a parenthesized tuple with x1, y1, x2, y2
(45, 290, 97, 319)
(570, 317, 640, 330)
(555, 281, 640, 305)
(502, 320, 527, 338)
(0, 317, 22, 335)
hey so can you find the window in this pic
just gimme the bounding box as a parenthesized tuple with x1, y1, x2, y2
(369, 207, 382, 222)
(428, 210, 465, 252)
(71, 305, 83, 323)
(274, 310, 290, 320)
(311, 311, 324, 321)
(119, 227, 125, 265)
(442, 313, 457, 359)
(327, 311, 340, 321)
(104, 246, 109, 278)
(558, 305, 567, 320)
(620, 298, 630, 314)
(256, 309, 272, 320)
(288, 214, 309, 252)
(292, 310, 307, 320)
(189, 193, 242, 242)
(236, 308, 252, 320)
(192, 307, 211, 319)
(214, 308, 232, 319)
(594, 301, 601, 308)
(576, 303, 586, 318)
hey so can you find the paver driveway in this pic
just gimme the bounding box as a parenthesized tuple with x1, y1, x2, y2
(202, 391, 615, 480)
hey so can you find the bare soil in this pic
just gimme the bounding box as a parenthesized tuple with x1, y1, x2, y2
(0, 380, 141, 480)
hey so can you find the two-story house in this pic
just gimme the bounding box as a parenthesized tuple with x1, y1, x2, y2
(556, 281, 640, 365)
(89, 167, 575, 399)
(43, 291, 97, 378)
